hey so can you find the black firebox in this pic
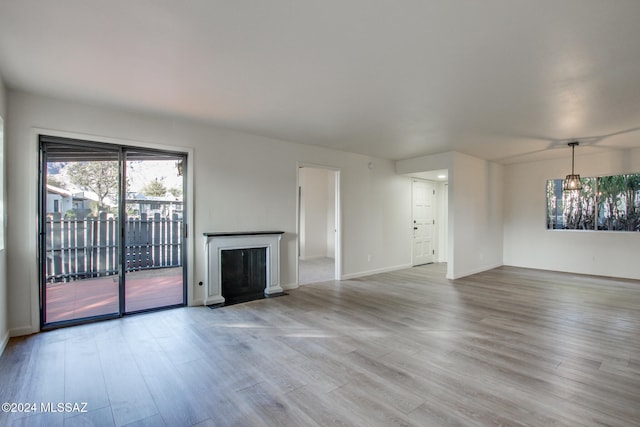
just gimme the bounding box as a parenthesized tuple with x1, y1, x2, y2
(220, 247, 267, 305)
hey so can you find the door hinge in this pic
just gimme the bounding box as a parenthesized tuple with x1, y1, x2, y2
(432, 250, 435, 254)
(184, 223, 188, 238)
(433, 189, 435, 195)
(433, 219, 435, 224)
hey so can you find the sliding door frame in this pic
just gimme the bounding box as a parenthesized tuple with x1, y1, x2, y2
(38, 135, 189, 329)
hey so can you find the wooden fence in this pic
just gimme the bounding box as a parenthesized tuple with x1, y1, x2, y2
(45, 212, 182, 283)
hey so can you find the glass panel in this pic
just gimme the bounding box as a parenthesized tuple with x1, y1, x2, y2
(546, 177, 596, 230)
(597, 174, 640, 231)
(42, 138, 187, 325)
(546, 179, 564, 229)
(124, 152, 185, 312)
(44, 149, 120, 323)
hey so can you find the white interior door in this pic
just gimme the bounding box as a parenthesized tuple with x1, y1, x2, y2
(412, 180, 435, 266)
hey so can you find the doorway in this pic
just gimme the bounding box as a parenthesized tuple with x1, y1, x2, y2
(39, 136, 187, 327)
(412, 179, 436, 266)
(298, 166, 340, 284)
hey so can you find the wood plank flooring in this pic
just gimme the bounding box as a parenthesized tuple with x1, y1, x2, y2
(1, 264, 640, 426)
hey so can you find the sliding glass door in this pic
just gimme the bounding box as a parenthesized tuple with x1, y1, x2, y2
(39, 136, 186, 327)
(124, 150, 185, 312)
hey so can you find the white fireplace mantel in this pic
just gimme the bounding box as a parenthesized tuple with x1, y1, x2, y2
(203, 231, 284, 306)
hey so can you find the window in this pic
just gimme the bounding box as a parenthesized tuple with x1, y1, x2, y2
(0, 116, 4, 250)
(546, 173, 640, 231)
(597, 174, 640, 231)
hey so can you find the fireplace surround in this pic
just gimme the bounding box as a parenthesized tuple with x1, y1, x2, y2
(203, 231, 284, 306)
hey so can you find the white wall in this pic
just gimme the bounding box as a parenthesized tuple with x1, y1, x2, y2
(504, 148, 640, 279)
(326, 171, 336, 258)
(0, 77, 7, 354)
(450, 152, 504, 278)
(397, 151, 504, 279)
(5, 91, 413, 336)
(436, 182, 448, 263)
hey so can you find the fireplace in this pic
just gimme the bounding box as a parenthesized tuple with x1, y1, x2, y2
(203, 231, 284, 306)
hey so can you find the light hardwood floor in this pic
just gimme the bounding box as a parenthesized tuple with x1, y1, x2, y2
(1, 264, 639, 426)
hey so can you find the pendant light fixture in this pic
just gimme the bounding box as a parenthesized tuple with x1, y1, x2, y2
(563, 141, 582, 191)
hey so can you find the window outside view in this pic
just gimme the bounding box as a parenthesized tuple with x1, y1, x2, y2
(44, 155, 185, 324)
(546, 173, 640, 231)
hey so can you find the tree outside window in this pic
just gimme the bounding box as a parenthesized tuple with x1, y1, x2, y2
(546, 173, 640, 232)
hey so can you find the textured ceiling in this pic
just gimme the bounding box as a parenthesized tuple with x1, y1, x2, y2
(1, 0, 640, 163)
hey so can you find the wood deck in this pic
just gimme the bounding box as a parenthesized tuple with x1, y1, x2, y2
(45, 267, 183, 323)
(2, 263, 640, 426)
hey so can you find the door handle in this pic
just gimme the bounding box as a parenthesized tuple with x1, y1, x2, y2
(413, 227, 418, 230)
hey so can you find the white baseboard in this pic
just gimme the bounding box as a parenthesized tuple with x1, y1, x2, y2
(0, 329, 9, 357)
(281, 283, 299, 291)
(10, 325, 38, 337)
(341, 263, 413, 280)
(447, 263, 503, 280)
